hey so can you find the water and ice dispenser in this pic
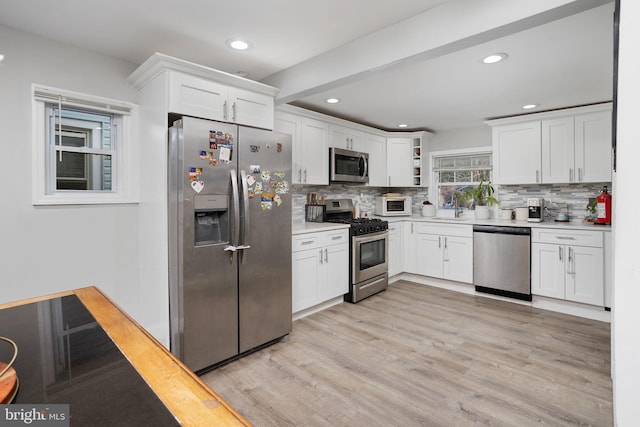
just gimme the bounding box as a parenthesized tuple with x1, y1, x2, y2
(193, 194, 229, 246)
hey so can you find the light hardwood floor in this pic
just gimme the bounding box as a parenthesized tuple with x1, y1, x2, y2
(202, 281, 612, 427)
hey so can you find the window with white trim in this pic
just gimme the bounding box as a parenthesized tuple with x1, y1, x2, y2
(431, 149, 492, 210)
(32, 85, 137, 205)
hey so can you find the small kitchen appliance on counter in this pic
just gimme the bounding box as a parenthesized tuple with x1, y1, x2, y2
(325, 199, 389, 303)
(375, 194, 412, 216)
(527, 198, 544, 222)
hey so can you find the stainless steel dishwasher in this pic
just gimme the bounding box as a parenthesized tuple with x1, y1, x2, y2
(473, 225, 531, 301)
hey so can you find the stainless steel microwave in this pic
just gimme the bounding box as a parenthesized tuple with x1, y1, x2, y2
(375, 196, 412, 216)
(329, 147, 369, 184)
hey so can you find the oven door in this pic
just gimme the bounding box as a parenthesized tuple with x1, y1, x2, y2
(352, 231, 388, 284)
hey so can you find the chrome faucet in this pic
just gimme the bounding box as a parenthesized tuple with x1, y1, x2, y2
(453, 194, 463, 218)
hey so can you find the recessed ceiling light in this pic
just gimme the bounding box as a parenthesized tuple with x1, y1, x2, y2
(397, 123, 409, 128)
(226, 38, 252, 51)
(0, 54, 4, 62)
(522, 104, 538, 110)
(325, 98, 340, 104)
(482, 53, 508, 64)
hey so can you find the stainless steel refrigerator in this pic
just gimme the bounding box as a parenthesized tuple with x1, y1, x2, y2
(168, 116, 292, 372)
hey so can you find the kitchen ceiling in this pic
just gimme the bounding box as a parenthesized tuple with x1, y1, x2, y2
(0, 0, 614, 133)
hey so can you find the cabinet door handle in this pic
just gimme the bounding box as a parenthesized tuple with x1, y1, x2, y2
(411, 223, 414, 233)
(438, 236, 441, 249)
(324, 248, 328, 263)
(536, 170, 540, 183)
(319, 249, 323, 264)
(443, 237, 449, 261)
(569, 168, 573, 182)
(559, 246, 563, 261)
(298, 168, 302, 182)
(232, 101, 237, 122)
(568, 247, 573, 274)
(304, 169, 307, 183)
(223, 101, 228, 120)
(578, 168, 582, 182)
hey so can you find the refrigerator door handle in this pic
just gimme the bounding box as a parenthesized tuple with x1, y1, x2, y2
(239, 170, 251, 264)
(229, 169, 240, 263)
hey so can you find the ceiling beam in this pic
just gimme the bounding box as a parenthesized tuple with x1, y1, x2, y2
(262, 0, 613, 105)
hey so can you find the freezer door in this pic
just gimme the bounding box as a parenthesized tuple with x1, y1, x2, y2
(237, 127, 292, 353)
(169, 116, 240, 371)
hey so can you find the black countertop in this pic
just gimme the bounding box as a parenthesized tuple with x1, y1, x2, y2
(0, 295, 179, 426)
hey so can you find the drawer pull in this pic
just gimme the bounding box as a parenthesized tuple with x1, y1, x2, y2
(301, 240, 314, 245)
(331, 236, 343, 240)
(555, 236, 575, 240)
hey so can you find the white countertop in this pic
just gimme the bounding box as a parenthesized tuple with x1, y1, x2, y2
(380, 214, 611, 231)
(292, 216, 611, 234)
(292, 221, 351, 235)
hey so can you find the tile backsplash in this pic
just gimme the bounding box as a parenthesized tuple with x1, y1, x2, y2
(291, 185, 429, 223)
(497, 182, 611, 220)
(291, 182, 611, 223)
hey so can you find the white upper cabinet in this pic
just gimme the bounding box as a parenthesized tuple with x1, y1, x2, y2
(228, 87, 274, 130)
(329, 124, 364, 151)
(488, 103, 612, 185)
(492, 121, 541, 184)
(168, 72, 274, 129)
(541, 117, 574, 183)
(168, 72, 228, 121)
(365, 133, 387, 187)
(386, 138, 413, 187)
(575, 110, 612, 183)
(275, 112, 302, 184)
(300, 118, 329, 185)
(274, 106, 431, 187)
(128, 54, 277, 130)
(275, 112, 329, 185)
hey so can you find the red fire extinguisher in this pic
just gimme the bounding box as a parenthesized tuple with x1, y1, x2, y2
(596, 186, 612, 225)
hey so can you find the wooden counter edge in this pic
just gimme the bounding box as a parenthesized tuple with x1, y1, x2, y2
(73, 286, 251, 427)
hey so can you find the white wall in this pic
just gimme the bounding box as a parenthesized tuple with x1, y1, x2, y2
(429, 125, 491, 152)
(0, 25, 142, 319)
(612, 0, 640, 424)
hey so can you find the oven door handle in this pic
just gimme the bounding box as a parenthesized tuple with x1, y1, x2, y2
(352, 230, 388, 244)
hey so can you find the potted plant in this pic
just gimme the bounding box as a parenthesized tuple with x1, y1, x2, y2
(463, 181, 498, 219)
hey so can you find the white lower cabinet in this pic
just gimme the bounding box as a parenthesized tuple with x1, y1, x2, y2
(531, 228, 604, 306)
(412, 222, 473, 283)
(403, 222, 419, 274)
(388, 222, 403, 277)
(292, 229, 349, 313)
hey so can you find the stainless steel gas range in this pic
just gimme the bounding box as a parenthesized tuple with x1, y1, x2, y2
(324, 199, 389, 303)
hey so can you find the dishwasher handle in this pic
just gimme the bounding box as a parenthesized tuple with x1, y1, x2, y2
(473, 225, 531, 236)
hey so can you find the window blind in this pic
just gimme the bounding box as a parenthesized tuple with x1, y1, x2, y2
(33, 85, 133, 115)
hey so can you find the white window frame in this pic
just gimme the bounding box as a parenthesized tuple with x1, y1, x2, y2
(32, 84, 139, 205)
(429, 146, 493, 216)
